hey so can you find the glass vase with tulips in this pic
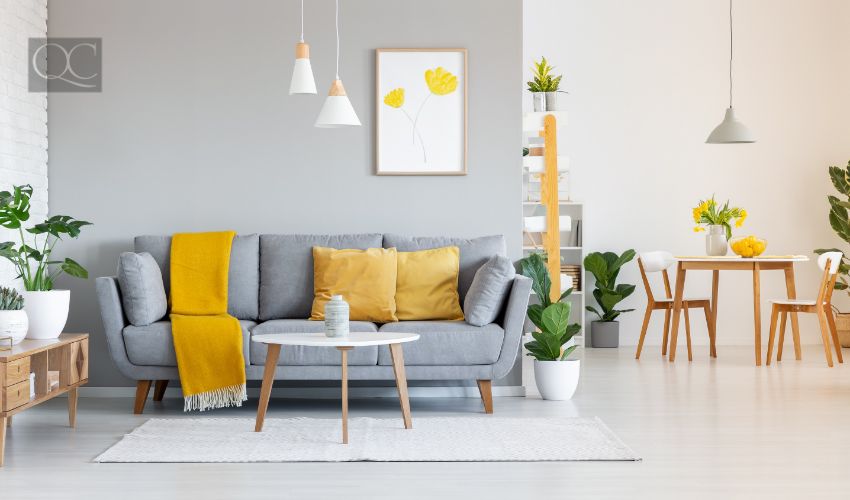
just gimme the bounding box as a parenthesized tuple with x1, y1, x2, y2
(692, 196, 747, 241)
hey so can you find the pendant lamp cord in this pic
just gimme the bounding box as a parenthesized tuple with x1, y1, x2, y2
(299, 0, 304, 42)
(728, 0, 733, 108)
(335, 0, 340, 80)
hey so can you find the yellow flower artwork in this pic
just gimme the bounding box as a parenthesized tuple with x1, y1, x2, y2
(382, 66, 460, 164)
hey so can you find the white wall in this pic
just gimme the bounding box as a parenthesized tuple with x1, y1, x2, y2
(0, 0, 48, 285)
(524, 0, 850, 347)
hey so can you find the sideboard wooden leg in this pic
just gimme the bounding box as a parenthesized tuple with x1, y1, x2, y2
(68, 388, 79, 427)
(0, 416, 6, 467)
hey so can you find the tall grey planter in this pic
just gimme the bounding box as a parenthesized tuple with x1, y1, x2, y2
(590, 321, 619, 348)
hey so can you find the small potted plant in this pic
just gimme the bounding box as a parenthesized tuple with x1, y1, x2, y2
(0, 286, 28, 345)
(0, 185, 91, 339)
(692, 196, 747, 256)
(520, 253, 582, 400)
(816, 159, 850, 347)
(584, 250, 636, 348)
(527, 57, 564, 112)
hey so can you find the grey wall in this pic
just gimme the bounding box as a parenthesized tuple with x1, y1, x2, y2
(47, 0, 523, 387)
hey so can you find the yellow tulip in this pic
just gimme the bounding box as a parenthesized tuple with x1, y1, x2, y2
(693, 226, 705, 232)
(383, 88, 405, 108)
(735, 209, 747, 228)
(424, 67, 458, 95)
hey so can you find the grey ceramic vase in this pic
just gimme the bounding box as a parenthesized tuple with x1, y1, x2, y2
(532, 92, 546, 112)
(324, 295, 349, 338)
(590, 321, 619, 348)
(545, 91, 559, 111)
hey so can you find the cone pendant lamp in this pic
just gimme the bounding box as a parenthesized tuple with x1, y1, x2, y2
(706, 0, 755, 144)
(289, 0, 316, 95)
(315, 0, 361, 127)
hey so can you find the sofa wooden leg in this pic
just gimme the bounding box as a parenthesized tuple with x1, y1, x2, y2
(477, 379, 493, 414)
(134, 380, 152, 414)
(153, 380, 169, 402)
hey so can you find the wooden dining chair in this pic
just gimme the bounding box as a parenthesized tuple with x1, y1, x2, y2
(766, 251, 844, 367)
(635, 251, 713, 361)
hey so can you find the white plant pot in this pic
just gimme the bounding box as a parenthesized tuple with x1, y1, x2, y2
(21, 290, 70, 340)
(533, 359, 580, 401)
(0, 310, 29, 345)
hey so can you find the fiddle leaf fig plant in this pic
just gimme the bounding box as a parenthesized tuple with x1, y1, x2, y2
(584, 249, 637, 322)
(520, 253, 581, 361)
(0, 184, 92, 291)
(815, 160, 850, 296)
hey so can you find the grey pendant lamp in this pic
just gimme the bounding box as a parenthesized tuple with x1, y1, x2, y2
(706, 0, 755, 144)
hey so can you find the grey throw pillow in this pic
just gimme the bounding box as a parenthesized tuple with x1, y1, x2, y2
(117, 252, 167, 326)
(463, 255, 515, 326)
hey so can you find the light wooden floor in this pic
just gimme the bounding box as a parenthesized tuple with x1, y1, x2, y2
(1, 345, 848, 499)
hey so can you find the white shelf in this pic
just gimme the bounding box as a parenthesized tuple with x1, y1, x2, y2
(522, 111, 568, 132)
(523, 200, 583, 206)
(522, 155, 570, 173)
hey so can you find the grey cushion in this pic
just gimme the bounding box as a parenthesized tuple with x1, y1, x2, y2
(382, 234, 507, 302)
(250, 320, 379, 366)
(258, 234, 383, 321)
(463, 255, 516, 326)
(377, 321, 504, 366)
(117, 252, 167, 326)
(134, 234, 260, 320)
(123, 320, 256, 366)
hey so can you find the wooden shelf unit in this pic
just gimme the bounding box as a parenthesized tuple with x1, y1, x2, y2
(0, 333, 88, 466)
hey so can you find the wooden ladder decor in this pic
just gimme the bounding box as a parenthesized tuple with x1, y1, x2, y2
(541, 113, 561, 303)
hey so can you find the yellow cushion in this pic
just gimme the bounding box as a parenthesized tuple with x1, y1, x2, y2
(396, 246, 464, 321)
(310, 247, 398, 322)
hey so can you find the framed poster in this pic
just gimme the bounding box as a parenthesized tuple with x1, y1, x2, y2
(376, 48, 467, 175)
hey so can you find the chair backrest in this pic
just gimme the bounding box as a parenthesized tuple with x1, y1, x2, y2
(816, 251, 843, 304)
(817, 251, 843, 274)
(638, 251, 675, 302)
(639, 251, 675, 273)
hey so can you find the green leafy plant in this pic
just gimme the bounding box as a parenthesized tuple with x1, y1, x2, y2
(0, 287, 24, 310)
(527, 57, 563, 93)
(520, 253, 581, 361)
(815, 160, 850, 296)
(584, 250, 636, 322)
(0, 185, 91, 291)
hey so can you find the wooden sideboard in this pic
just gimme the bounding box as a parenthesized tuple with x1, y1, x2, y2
(0, 333, 89, 466)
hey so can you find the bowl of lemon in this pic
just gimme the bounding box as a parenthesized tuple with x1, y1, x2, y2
(730, 235, 767, 257)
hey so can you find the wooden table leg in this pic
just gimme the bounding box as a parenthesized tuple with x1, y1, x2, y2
(668, 262, 686, 362)
(389, 343, 413, 429)
(753, 262, 762, 366)
(784, 265, 803, 360)
(68, 387, 78, 428)
(338, 347, 352, 444)
(0, 416, 6, 467)
(710, 270, 719, 357)
(254, 343, 281, 432)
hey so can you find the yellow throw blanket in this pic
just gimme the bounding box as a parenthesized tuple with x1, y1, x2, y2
(170, 231, 247, 411)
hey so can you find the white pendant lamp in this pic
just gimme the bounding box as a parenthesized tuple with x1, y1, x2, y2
(315, 0, 361, 127)
(706, 0, 755, 144)
(289, 0, 317, 95)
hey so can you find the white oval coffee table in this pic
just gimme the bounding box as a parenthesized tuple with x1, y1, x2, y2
(251, 332, 420, 444)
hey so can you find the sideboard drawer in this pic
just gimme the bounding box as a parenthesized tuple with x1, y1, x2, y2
(3, 379, 30, 411)
(4, 357, 31, 387)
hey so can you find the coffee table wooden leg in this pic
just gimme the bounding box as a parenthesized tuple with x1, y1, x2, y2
(784, 265, 803, 360)
(389, 343, 412, 429)
(255, 343, 281, 432)
(68, 387, 78, 428)
(338, 347, 352, 444)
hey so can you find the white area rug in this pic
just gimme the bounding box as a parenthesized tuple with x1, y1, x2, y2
(95, 416, 640, 462)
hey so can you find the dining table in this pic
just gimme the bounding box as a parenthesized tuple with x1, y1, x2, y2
(668, 255, 810, 365)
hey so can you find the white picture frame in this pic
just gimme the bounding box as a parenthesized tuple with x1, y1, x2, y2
(375, 48, 468, 176)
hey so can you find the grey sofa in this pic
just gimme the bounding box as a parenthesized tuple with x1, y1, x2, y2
(96, 233, 531, 414)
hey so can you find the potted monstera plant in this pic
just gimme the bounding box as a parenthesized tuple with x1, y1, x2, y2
(584, 249, 636, 348)
(0, 185, 91, 339)
(520, 253, 582, 400)
(816, 160, 850, 347)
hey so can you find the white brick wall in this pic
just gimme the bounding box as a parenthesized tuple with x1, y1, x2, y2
(0, 0, 48, 286)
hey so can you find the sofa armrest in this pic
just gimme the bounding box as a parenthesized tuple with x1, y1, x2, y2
(492, 275, 532, 379)
(95, 276, 137, 379)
